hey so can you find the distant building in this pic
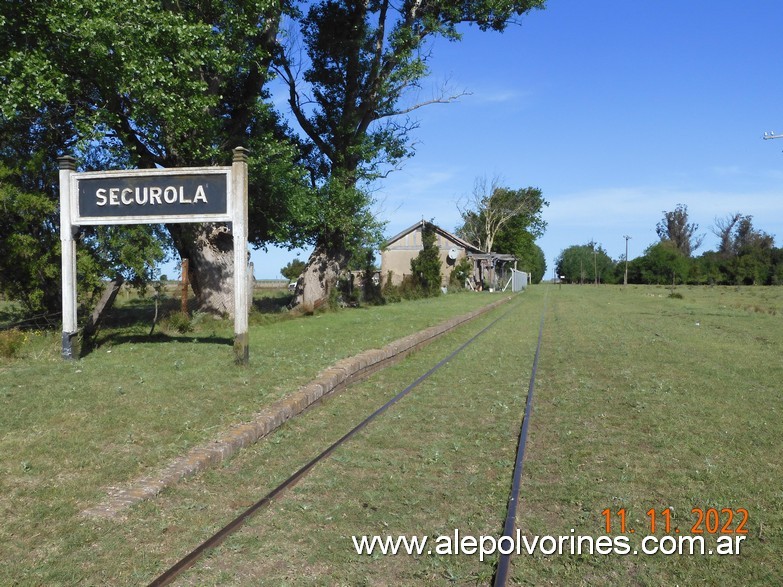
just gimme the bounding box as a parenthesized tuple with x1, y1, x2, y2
(381, 220, 482, 287)
(379, 219, 526, 294)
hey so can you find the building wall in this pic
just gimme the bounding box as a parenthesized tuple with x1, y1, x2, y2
(381, 225, 469, 287)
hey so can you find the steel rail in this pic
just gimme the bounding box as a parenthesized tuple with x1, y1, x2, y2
(147, 301, 518, 587)
(493, 289, 548, 586)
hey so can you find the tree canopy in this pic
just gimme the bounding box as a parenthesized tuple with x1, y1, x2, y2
(656, 204, 704, 257)
(454, 177, 548, 282)
(456, 177, 547, 254)
(636, 212, 780, 286)
(556, 242, 616, 284)
(1, 0, 548, 316)
(493, 215, 547, 283)
(278, 0, 546, 188)
(557, 207, 782, 287)
(1, 0, 319, 315)
(630, 241, 689, 285)
(280, 258, 307, 282)
(278, 0, 546, 307)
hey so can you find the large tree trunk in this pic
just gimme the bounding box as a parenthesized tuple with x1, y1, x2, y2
(290, 244, 347, 312)
(167, 223, 235, 317)
(82, 275, 125, 345)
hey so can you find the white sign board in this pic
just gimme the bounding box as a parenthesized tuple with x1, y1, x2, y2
(59, 149, 250, 363)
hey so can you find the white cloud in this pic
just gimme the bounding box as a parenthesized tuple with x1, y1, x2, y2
(468, 88, 532, 104)
(546, 186, 783, 229)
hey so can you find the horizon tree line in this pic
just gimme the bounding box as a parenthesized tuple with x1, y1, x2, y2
(556, 205, 783, 286)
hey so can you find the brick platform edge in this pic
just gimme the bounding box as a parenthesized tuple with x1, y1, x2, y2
(81, 296, 512, 519)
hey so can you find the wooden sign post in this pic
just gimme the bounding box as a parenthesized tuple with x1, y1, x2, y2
(231, 147, 250, 364)
(58, 156, 79, 359)
(58, 147, 250, 364)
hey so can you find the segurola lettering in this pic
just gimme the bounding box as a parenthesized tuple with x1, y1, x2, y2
(95, 185, 209, 207)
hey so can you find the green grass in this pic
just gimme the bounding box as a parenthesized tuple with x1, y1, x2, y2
(2, 285, 782, 585)
(0, 290, 506, 585)
(517, 285, 783, 585)
(152, 293, 542, 586)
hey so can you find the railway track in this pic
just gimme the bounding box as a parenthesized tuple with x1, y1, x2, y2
(148, 292, 547, 586)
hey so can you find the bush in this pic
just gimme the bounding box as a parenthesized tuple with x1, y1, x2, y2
(449, 257, 473, 288)
(163, 311, 193, 333)
(381, 272, 402, 304)
(0, 329, 26, 358)
(409, 223, 442, 297)
(361, 252, 384, 305)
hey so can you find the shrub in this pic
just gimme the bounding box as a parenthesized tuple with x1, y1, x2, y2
(381, 271, 402, 303)
(163, 311, 193, 333)
(449, 257, 473, 288)
(0, 329, 26, 358)
(327, 285, 342, 311)
(409, 222, 442, 297)
(361, 252, 384, 305)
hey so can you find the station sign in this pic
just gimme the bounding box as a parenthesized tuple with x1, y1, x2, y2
(72, 167, 232, 225)
(59, 149, 249, 364)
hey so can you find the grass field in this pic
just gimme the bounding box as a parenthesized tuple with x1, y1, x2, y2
(0, 290, 507, 585)
(1, 285, 781, 585)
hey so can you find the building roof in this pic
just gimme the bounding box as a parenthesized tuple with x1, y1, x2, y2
(382, 220, 484, 254)
(470, 253, 517, 262)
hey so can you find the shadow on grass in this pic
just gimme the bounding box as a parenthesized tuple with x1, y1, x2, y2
(253, 292, 294, 313)
(81, 297, 212, 357)
(82, 328, 234, 358)
(98, 332, 234, 347)
(79, 292, 293, 358)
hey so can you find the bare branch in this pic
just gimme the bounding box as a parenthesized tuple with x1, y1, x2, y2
(457, 175, 543, 253)
(392, 90, 472, 116)
(712, 212, 742, 255)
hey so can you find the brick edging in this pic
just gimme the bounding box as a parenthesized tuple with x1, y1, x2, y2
(81, 296, 511, 519)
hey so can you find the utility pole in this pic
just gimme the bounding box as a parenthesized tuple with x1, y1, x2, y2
(763, 131, 783, 140)
(623, 235, 631, 286)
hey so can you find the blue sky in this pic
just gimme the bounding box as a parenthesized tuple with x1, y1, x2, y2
(243, 0, 783, 279)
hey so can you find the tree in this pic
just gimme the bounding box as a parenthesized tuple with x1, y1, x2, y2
(359, 249, 384, 305)
(285, 179, 386, 311)
(0, 165, 63, 315)
(771, 248, 783, 286)
(635, 241, 690, 285)
(492, 215, 547, 283)
(277, 0, 546, 309)
(0, 161, 167, 319)
(714, 215, 775, 285)
(456, 176, 547, 254)
(656, 204, 704, 257)
(688, 251, 723, 285)
(556, 242, 614, 284)
(522, 242, 547, 284)
(712, 212, 743, 256)
(280, 258, 307, 282)
(1, 0, 312, 317)
(409, 222, 442, 297)
(706, 213, 776, 284)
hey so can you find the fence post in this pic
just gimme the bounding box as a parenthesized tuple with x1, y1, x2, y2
(181, 259, 189, 314)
